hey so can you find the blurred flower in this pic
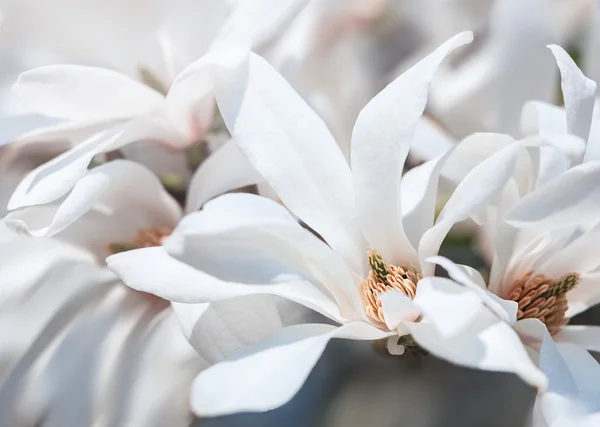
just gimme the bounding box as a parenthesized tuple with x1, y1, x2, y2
(106, 32, 549, 417)
(0, 150, 204, 426)
(430, 149, 600, 425)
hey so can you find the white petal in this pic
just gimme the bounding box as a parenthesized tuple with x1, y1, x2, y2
(409, 116, 456, 162)
(412, 277, 483, 338)
(401, 150, 453, 249)
(521, 101, 567, 137)
(427, 256, 518, 324)
(419, 142, 521, 275)
(351, 31, 472, 265)
(556, 325, 600, 353)
(7, 127, 126, 210)
(171, 295, 284, 364)
(107, 246, 344, 322)
(378, 291, 420, 331)
(566, 271, 600, 317)
(408, 308, 547, 390)
(190, 322, 389, 416)
(217, 0, 309, 48)
(13, 65, 164, 120)
(185, 139, 263, 213)
(171, 194, 364, 320)
(548, 45, 597, 144)
(505, 161, 600, 229)
(4, 160, 181, 259)
(214, 51, 365, 274)
(7, 116, 183, 211)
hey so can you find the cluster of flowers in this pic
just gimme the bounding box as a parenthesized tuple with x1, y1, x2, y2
(2, 0, 600, 426)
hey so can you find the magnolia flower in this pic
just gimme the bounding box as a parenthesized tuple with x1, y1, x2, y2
(0, 149, 204, 426)
(4, 0, 309, 215)
(426, 135, 600, 425)
(0, 139, 299, 425)
(106, 32, 549, 417)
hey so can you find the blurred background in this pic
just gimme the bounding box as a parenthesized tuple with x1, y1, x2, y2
(1, 0, 599, 426)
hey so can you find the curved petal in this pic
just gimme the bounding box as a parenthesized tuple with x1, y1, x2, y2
(548, 45, 596, 144)
(521, 101, 567, 137)
(408, 308, 547, 390)
(427, 256, 518, 324)
(565, 271, 600, 317)
(7, 126, 126, 210)
(185, 139, 264, 213)
(555, 325, 600, 353)
(172, 194, 364, 320)
(4, 160, 181, 259)
(107, 246, 344, 323)
(419, 142, 522, 276)
(13, 65, 165, 120)
(378, 291, 420, 331)
(214, 51, 365, 274)
(171, 295, 284, 364)
(505, 161, 600, 229)
(351, 31, 472, 265)
(7, 115, 183, 211)
(412, 277, 483, 338)
(190, 322, 389, 417)
(401, 149, 453, 249)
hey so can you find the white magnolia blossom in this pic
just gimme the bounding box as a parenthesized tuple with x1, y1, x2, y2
(0, 150, 204, 426)
(0, 140, 301, 425)
(425, 51, 600, 424)
(105, 32, 554, 417)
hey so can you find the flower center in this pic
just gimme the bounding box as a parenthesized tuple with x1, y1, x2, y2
(360, 250, 422, 329)
(107, 226, 173, 254)
(507, 271, 579, 335)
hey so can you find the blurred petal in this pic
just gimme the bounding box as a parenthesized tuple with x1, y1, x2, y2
(351, 31, 472, 264)
(505, 162, 600, 229)
(7, 127, 126, 210)
(13, 65, 164, 120)
(548, 45, 596, 144)
(556, 325, 600, 353)
(190, 322, 389, 416)
(185, 140, 263, 213)
(5, 160, 180, 237)
(419, 142, 521, 275)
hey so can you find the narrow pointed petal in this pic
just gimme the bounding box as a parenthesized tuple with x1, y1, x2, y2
(190, 322, 389, 417)
(351, 31, 472, 264)
(548, 45, 597, 144)
(214, 51, 364, 273)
